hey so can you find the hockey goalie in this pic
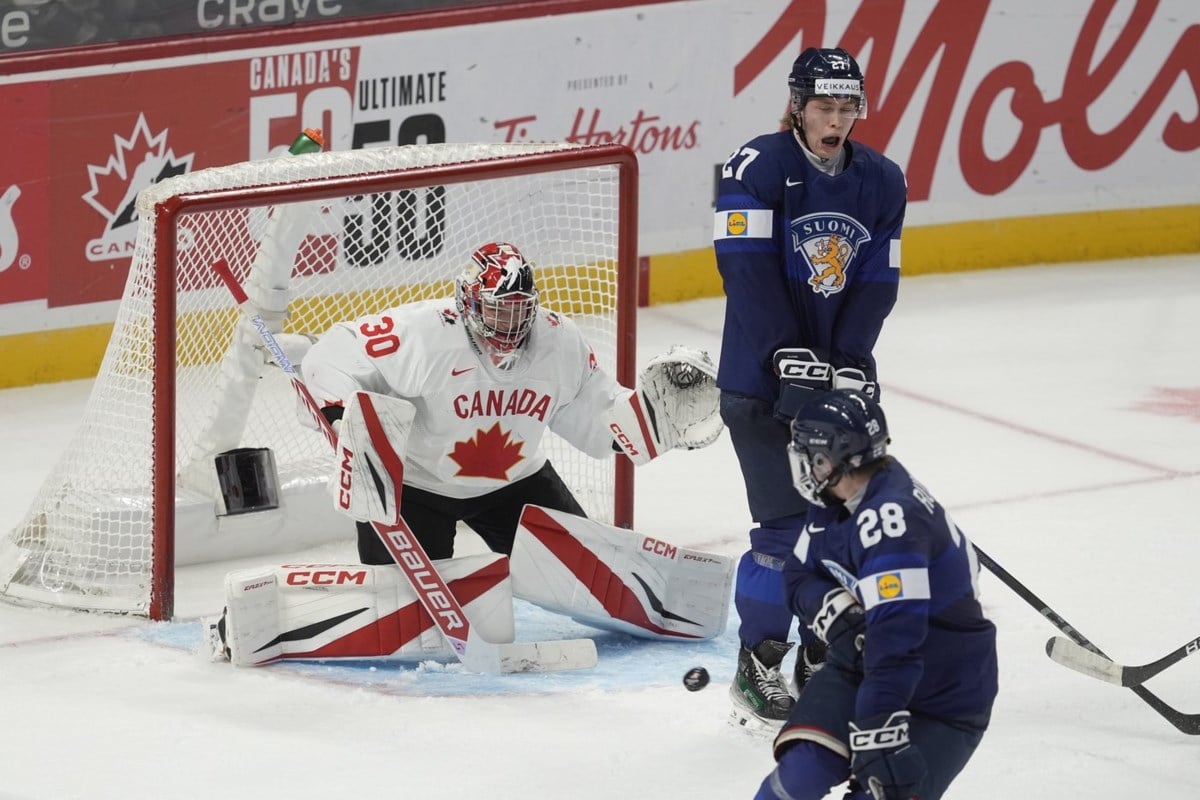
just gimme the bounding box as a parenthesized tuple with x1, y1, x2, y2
(208, 241, 731, 667)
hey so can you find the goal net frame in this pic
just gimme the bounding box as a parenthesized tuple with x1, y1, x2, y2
(1, 141, 639, 621)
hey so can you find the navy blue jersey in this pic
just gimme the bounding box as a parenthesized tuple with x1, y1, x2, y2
(782, 458, 997, 722)
(713, 131, 905, 402)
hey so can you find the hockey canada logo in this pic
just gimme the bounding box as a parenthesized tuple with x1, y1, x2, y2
(83, 114, 195, 263)
(790, 212, 872, 297)
(0, 184, 20, 273)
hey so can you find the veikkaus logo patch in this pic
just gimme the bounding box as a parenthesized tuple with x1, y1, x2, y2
(83, 114, 195, 263)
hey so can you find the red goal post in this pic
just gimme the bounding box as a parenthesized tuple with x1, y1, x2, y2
(0, 141, 639, 620)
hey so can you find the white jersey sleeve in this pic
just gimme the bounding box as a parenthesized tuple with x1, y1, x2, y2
(301, 322, 394, 413)
(544, 323, 625, 459)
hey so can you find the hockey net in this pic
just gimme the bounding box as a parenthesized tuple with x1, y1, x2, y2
(0, 141, 638, 619)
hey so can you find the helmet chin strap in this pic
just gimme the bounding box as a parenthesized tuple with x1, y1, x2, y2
(463, 321, 527, 370)
(791, 116, 851, 174)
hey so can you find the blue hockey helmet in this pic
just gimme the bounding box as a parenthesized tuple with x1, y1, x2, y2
(787, 388, 889, 506)
(787, 47, 867, 120)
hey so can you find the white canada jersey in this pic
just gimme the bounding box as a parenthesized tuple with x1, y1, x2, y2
(301, 298, 624, 499)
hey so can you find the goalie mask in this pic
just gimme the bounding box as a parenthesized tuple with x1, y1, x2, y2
(455, 242, 539, 367)
(787, 389, 888, 506)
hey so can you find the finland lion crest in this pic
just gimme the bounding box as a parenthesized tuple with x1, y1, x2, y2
(790, 212, 872, 296)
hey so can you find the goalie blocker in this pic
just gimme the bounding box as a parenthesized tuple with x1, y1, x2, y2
(209, 506, 732, 665)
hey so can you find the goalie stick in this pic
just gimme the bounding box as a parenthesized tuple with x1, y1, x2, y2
(1046, 634, 1200, 688)
(973, 544, 1200, 736)
(212, 258, 597, 675)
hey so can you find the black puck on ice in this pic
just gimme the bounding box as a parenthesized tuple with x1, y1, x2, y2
(683, 666, 710, 692)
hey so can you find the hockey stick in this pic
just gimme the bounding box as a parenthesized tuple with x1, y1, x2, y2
(973, 544, 1200, 735)
(186, 130, 325, 474)
(212, 258, 597, 674)
(1046, 634, 1200, 687)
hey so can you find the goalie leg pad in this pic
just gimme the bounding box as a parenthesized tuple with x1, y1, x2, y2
(510, 505, 734, 640)
(216, 553, 515, 666)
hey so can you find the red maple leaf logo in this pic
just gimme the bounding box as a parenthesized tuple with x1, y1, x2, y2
(449, 423, 526, 479)
(1130, 387, 1200, 423)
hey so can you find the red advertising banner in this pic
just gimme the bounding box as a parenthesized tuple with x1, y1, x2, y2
(25, 50, 359, 308)
(0, 80, 49, 305)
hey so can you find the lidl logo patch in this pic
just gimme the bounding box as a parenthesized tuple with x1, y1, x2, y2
(725, 212, 748, 236)
(876, 572, 903, 599)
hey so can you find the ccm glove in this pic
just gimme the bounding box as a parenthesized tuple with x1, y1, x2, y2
(808, 588, 865, 672)
(832, 366, 878, 399)
(849, 711, 927, 800)
(773, 348, 833, 421)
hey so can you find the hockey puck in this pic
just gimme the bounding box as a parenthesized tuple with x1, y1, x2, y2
(683, 666, 710, 692)
(666, 363, 702, 388)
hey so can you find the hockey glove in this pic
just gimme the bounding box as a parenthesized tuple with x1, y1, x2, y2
(610, 345, 723, 464)
(640, 345, 722, 449)
(808, 588, 865, 672)
(832, 366, 879, 399)
(849, 711, 927, 800)
(773, 348, 833, 421)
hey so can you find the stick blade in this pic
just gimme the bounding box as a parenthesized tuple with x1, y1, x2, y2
(497, 638, 599, 674)
(460, 629, 598, 675)
(1046, 636, 1124, 685)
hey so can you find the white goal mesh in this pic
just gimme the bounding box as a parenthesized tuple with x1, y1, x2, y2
(0, 140, 638, 618)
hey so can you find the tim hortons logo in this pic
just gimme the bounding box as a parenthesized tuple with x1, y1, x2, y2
(83, 114, 195, 263)
(0, 184, 20, 273)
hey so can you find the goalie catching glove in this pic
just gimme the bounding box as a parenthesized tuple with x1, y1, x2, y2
(606, 345, 723, 465)
(328, 391, 416, 524)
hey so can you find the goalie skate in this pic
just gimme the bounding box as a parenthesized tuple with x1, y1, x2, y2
(204, 611, 231, 662)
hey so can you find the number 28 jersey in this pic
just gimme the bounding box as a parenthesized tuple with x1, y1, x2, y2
(783, 457, 998, 722)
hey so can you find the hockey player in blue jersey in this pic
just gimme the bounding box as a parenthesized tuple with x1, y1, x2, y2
(754, 389, 997, 800)
(715, 46, 907, 730)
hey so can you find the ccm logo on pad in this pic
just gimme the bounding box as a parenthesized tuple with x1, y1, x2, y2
(285, 569, 368, 586)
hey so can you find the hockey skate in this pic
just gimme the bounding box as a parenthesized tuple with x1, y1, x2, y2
(793, 639, 828, 695)
(203, 609, 231, 662)
(728, 639, 796, 737)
